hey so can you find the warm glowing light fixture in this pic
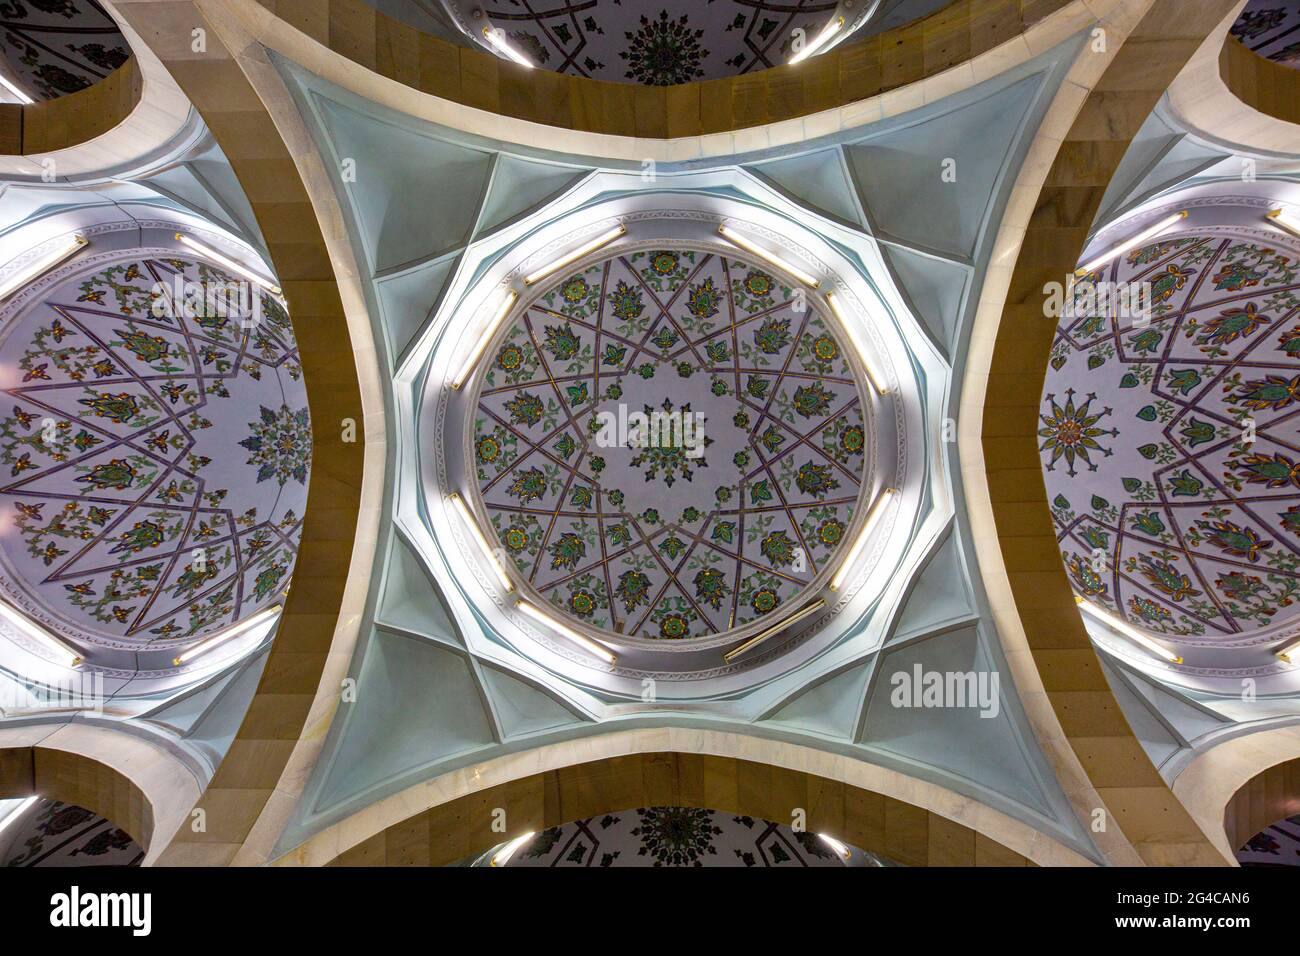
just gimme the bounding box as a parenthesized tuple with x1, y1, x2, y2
(824, 291, 888, 395)
(718, 225, 820, 288)
(1074, 211, 1187, 277)
(0, 598, 82, 667)
(173, 603, 283, 666)
(483, 26, 534, 68)
(516, 599, 617, 664)
(0, 797, 38, 838)
(523, 225, 625, 286)
(818, 833, 852, 862)
(0, 72, 32, 105)
(450, 289, 518, 390)
(1266, 208, 1300, 241)
(723, 599, 825, 663)
(448, 493, 514, 593)
(1075, 596, 1181, 665)
(175, 233, 281, 295)
(0, 234, 87, 301)
(490, 831, 535, 866)
(1274, 632, 1300, 664)
(789, 16, 844, 65)
(828, 488, 895, 592)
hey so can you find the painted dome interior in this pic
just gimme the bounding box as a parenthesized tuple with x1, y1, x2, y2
(427, 0, 883, 84)
(481, 806, 885, 867)
(470, 245, 870, 643)
(0, 249, 311, 662)
(1232, 0, 1300, 68)
(1041, 224, 1300, 644)
(0, 797, 142, 867)
(0, 0, 130, 102)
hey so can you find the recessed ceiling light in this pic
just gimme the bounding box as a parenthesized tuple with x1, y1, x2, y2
(829, 488, 895, 592)
(1266, 208, 1300, 240)
(175, 233, 281, 295)
(824, 291, 888, 395)
(723, 599, 825, 662)
(818, 832, 852, 862)
(0, 598, 82, 668)
(1075, 211, 1188, 277)
(173, 603, 283, 666)
(483, 26, 534, 69)
(0, 234, 87, 301)
(0, 72, 32, 105)
(718, 225, 820, 288)
(1075, 596, 1181, 665)
(789, 16, 844, 65)
(450, 289, 517, 390)
(447, 493, 514, 593)
(490, 831, 535, 866)
(516, 599, 617, 664)
(523, 225, 625, 286)
(0, 796, 38, 838)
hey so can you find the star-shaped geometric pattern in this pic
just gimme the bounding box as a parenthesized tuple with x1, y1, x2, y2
(471, 246, 869, 640)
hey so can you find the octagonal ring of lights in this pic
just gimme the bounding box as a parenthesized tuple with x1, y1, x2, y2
(466, 243, 874, 647)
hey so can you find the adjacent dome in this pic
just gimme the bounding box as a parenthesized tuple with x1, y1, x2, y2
(0, 249, 310, 655)
(1040, 225, 1300, 641)
(0, 0, 131, 100)
(1231, 0, 1300, 68)
(434, 0, 859, 84)
(470, 245, 871, 642)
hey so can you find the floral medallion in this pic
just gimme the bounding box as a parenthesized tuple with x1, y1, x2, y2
(0, 252, 310, 650)
(471, 246, 870, 641)
(1041, 229, 1300, 639)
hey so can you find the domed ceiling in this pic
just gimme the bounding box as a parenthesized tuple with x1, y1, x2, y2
(1040, 225, 1300, 642)
(435, 0, 858, 83)
(0, 0, 130, 100)
(1232, 0, 1300, 68)
(486, 806, 878, 867)
(0, 249, 310, 656)
(470, 245, 871, 642)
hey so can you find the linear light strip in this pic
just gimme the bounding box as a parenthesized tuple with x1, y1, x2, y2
(450, 289, 518, 390)
(0, 598, 82, 668)
(1274, 632, 1300, 664)
(0, 796, 38, 838)
(1075, 211, 1188, 277)
(1266, 208, 1300, 241)
(789, 16, 844, 65)
(448, 493, 514, 593)
(490, 831, 536, 866)
(723, 599, 826, 663)
(0, 71, 32, 105)
(828, 488, 895, 592)
(175, 233, 281, 295)
(483, 26, 534, 68)
(523, 225, 625, 286)
(824, 291, 888, 395)
(818, 833, 852, 862)
(173, 603, 283, 666)
(1075, 597, 1182, 665)
(0, 234, 87, 301)
(516, 599, 617, 664)
(718, 225, 820, 288)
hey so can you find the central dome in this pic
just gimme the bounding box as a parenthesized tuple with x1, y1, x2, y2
(469, 245, 871, 642)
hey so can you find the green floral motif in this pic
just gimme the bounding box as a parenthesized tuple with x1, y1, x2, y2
(693, 566, 729, 609)
(753, 317, 792, 355)
(505, 391, 545, 427)
(607, 281, 644, 321)
(686, 276, 721, 320)
(507, 468, 548, 504)
(614, 569, 652, 613)
(792, 383, 834, 420)
(760, 531, 796, 568)
(549, 532, 586, 571)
